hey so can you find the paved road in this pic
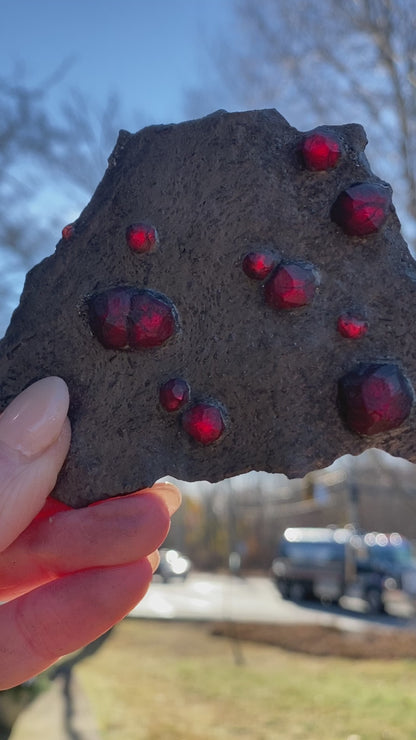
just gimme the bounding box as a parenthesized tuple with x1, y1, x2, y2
(129, 573, 416, 632)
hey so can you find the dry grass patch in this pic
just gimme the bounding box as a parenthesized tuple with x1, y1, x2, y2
(75, 619, 416, 740)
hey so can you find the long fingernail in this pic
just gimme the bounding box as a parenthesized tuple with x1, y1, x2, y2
(0, 377, 69, 457)
(151, 482, 182, 516)
(148, 550, 161, 572)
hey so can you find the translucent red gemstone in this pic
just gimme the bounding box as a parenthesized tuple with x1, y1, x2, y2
(88, 287, 177, 350)
(182, 402, 225, 445)
(338, 363, 413, 436)
(264, 262, 318, 310)
(159, 378, 190, 412)
(331, 182, 392, 236)
(242, 251, 277, 280)
(62, 223, 74, 240)
(126, 223, 158, 253)
(337, 314, 368, 339)
(301, 131, 341, 171)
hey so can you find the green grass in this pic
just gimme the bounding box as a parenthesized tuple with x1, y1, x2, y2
(75, 619, 416, 740)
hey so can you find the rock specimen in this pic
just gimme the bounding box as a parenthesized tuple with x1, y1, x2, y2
(0, 108, 415, 507)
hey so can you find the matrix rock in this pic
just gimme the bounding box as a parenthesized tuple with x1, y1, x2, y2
(1, 109, 415, 506)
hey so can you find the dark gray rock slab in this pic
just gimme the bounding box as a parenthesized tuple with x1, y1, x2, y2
(1, 108, 415, 507)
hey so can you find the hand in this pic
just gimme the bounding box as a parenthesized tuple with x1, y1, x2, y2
(0, 377, 181, 690)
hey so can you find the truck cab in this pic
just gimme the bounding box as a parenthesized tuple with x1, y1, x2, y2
(271, 527, 416, 613)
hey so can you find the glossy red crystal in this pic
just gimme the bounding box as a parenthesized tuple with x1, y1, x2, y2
(337, 314, 368, 339)
(159, 378, 190, 412)
(88, 287, 131, 349)
(264, 262, 318, 310)
(129, 291, 176, 348)
(331, 182, 392, 236)
(338, 363, 413, 436)
(126, 223, 158, 253)
(242, 251, 277, 280)
(301, 131, 341, 171)
(62, 223, 74, 240)
(182, 402, 225, 445)
(88, 287, 177, 350)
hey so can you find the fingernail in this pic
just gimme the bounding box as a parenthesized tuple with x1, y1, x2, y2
(151, 482, 182, 516)
(0, 377, 69, 457)
(148, 550, 160, 572)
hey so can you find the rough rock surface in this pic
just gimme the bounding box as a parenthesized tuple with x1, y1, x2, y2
(1, 108, 415, 507)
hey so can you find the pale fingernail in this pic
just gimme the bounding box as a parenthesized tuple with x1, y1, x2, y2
(0, 377, 70, 458)
(148, 550, 160, 572)
(151, 482, 182, 516)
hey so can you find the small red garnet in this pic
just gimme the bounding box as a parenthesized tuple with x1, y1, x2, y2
(331, 182, 392, 236)
(182, 402, 225, 445)
(126, 223, 158, 253)
(264, 262, 318, 310)
(159, 378, 190, 412)
(300, 131, 341, 171)
(88, 287, 131, 349)
(129, 291, 176, 348)
(242, 251, 277, 280)
(62, 223, 74, 240)
(337, 314, 368, 339)
(338, 363, 413, 436)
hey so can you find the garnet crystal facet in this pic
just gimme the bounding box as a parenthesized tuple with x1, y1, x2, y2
(159, 378, 190, 412)
(62, 223, 74, 240)
(182, 402, 225, 444)
(331, 182, 392, 236)
(337, 314, 368, 339)
(264, 262, 318, 310)
(242, 251, 277, 280)
(300, 131, 341, 171)
(88, 287, 177, 350)
(338, 363, 413, 436)
(126, 223, 158, 253)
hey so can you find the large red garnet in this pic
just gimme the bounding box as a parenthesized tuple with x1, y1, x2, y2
(159, 378, 190, 412)
(264, 262, 318, 310)
(242, 251, 277, 280)
(338, 363, 413, 436)
(62, 223, 74, 240)
(300, 131, 341, 171)
(182, 402, 225, 444)
(88, 287, 177, 350)
(126, 223, 158, 253)
(331, 182, 392, 236)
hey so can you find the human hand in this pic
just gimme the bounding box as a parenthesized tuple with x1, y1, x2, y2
(0, 377, 181, 690)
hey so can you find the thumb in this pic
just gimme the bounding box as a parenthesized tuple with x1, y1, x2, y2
(0, 378, 71, 552)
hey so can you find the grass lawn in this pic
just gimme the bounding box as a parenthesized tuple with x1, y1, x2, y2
(75, 619, 416, 740)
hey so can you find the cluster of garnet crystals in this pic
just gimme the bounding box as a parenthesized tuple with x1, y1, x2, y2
(82, 127, 411, 446)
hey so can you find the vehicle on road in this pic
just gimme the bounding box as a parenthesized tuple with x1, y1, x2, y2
(271, 526, 416, 614)
(155, 548, 192, 583)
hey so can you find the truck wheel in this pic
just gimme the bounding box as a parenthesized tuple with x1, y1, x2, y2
(366, 587, 384, 614)
(289, 581, 306, 602)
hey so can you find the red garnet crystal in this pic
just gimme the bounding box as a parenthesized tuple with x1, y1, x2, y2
(300, 131, 341, 171)
(62, 223, 74, 240)
(242, 251, 277, 280)
(159, 378, 190, 412)
(264, 262, 318, 310)
(182, 402, 225, 445)
(88, 287, 177, 350)
(338, 363, 413, 436)
(331, 182, 392, 236)
(129, 291, 176, 348)
(126, 223, 158, 253)
(337, 314, 368, 339)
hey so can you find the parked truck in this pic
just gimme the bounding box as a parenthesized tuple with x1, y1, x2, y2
(271, 526, 416, 613)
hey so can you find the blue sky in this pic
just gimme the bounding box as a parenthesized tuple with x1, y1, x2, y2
(1, 0, 234, 126)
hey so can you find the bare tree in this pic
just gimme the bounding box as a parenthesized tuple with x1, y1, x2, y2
(188, 0, 416, 250)
(0, 68, 134, 332)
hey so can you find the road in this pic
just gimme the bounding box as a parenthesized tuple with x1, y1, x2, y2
(129, 572, 416, 632)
